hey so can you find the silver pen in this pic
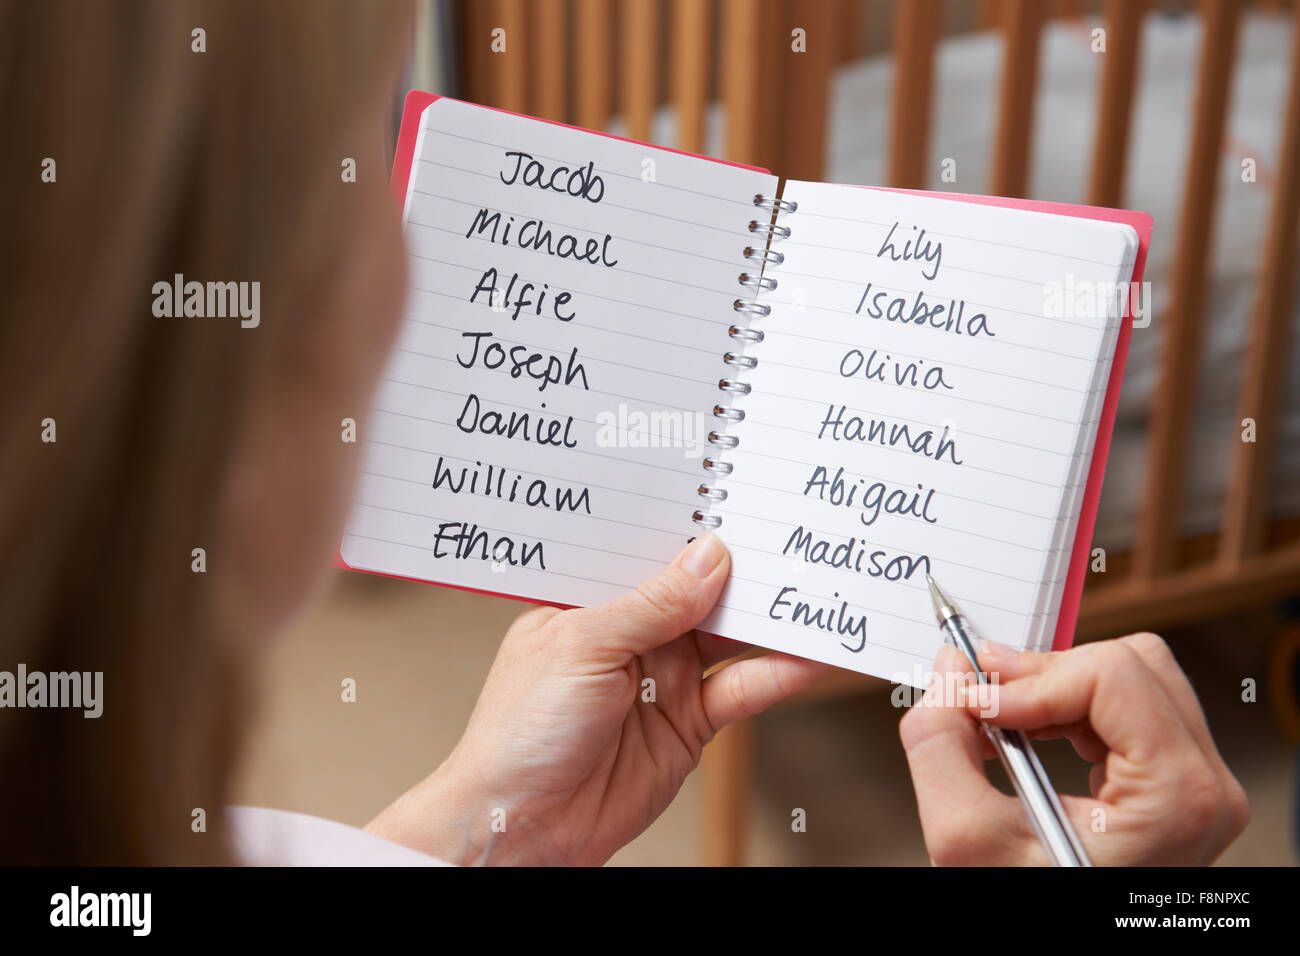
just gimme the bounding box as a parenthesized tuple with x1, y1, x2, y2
(926, 574, 1092, 867)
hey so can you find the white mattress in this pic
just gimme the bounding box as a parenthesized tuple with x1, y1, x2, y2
(624, 10, 1299, 551)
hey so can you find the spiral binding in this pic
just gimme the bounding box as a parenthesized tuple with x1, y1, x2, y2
(692, 192, 796, 530)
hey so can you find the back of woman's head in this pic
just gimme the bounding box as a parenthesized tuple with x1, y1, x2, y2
(0, 0, 412, 863)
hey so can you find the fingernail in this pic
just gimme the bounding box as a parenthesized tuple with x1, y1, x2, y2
(978, 639, 1013, 668)
(680, 532, 726, 579)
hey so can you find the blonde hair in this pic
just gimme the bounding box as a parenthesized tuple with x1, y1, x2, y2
(0, 0, 411, 863)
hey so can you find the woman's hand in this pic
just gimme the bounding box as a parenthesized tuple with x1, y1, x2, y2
(899, 634, 1249, 866)
(367, 533, 831, 865)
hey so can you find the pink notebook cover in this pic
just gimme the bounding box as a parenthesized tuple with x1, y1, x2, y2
(338, 91, 1154, 657)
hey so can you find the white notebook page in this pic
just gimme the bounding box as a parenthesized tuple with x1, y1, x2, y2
(341, 98, 778, 606)
(701, 181, 1137, 684)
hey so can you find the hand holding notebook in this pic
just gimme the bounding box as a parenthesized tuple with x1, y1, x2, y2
(340, 93, 1152, 686)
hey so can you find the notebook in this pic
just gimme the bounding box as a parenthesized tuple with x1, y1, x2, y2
(338, 92, 1152, 687)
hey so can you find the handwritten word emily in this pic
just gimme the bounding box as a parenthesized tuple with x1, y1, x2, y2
(500, 150, 606, 204)
(877, 221, 942, 280)
(767, 586, 867, 653)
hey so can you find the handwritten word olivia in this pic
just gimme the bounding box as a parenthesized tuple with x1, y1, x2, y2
(500, 150, 606, 203)
(877, 221, 943, 280)
(839, 348, 955, 392)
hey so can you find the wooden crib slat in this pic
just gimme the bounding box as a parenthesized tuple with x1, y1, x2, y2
(575, 0, 614, 131)
(979, 0, 1005, 31)
(490, 0, 528, 113)
(754, 0, 789, 175)
(461, 0, 493, 104)
(1220, 1, 1300, 564)
(529, 0, 569, 122)
(783, 0, 837, 181)
(836, 0, 865, 64)
(700, 717, 755, 866)
(888, 0, 941, 189)
(671, 0, 712, 154)
(1086, 0, 1146, 209)
(989, 0, 1046, 198)
(1133, 0, 1242, 580)
(620, 0, 662, 143)
(722, 0, 762, 164)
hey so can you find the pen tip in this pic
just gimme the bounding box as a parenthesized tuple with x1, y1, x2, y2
(927, 574, 957, 622)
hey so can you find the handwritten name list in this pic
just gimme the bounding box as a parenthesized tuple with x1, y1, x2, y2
(342, 97, 778, 606)
(702, 180, 1136, 684)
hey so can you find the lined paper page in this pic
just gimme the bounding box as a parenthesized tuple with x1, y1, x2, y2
(342, 98, 777, 606)
(702, 181, 1137, 684)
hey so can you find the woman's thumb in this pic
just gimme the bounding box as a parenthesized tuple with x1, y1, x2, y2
(565, 532, 731, 657)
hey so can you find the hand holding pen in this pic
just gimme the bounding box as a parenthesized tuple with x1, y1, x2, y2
(898, 581, 1249, 866)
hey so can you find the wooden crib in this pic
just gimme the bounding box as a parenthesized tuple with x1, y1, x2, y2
(441, 0, 1300, 864)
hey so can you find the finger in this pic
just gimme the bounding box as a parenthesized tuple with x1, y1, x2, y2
(696, 631, 751, 671)
(961, 641, 1186, 766)
(899, 646, 1036, 864)
(974, 640, 1054, 681)
(563, 532, 730, 659)
(1024, 720, 1108, 763)
(1117, 632, 1250, 837)
(967, 644, 1109, 759)
(508, 604, 564, 638)
(701, 652, 832, 732)
(1116, 633, 1218, 760)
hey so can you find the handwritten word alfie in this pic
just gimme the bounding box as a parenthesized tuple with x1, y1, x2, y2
(469, 267, 576, 322)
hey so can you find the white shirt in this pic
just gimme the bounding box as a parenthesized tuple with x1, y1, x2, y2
(228, 806, 453, 866)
